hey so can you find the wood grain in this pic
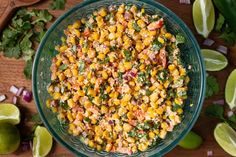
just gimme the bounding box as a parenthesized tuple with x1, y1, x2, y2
(0, 0, 235, 157)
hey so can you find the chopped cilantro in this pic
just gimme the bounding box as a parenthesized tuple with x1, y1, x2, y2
(123, 50, 132, 61)
(176, 33, 185, 45)
(205, 75, 219, 98)
(83, 117, 91, 123)
(24, 60, 33, 79)
(132, 21, 141, 32)
(50, 0, 66, 10)
(128, 131, 136, 137)
(146, 89, 153, 96)
(152, 39, 163, 51)
(157, 69, 168, 81)
(59, 64, 67, 71)
(215, 14, 225, 32)
(59, 101, 69, 110)
(78, 60, 85, 73)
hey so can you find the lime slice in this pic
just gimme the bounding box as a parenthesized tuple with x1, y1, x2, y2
(193, 0, 215, 38)
(225, 69, 236, 110)
(201, 49, 228, 71)
(178, 131, 203, 149)
(214, 123, 236, 156)
(0, 103, 20, 125)
(33, 126, 53, 157)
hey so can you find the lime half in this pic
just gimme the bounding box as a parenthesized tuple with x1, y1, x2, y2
(0, 123, 20, 154)
(193, 0, 215, 38)
(201, 49, 228, 71)
(225, 69, 236, 110)
(214, 123, 236, 156)
(33, 126, 53, 157)
(178, 131, 203, 149)
(0, 103, 20, 125)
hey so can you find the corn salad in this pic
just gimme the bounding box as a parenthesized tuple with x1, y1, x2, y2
(47, 4, 189, 155)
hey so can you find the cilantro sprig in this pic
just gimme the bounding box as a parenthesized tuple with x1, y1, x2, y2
(0, 8, 53, 79)
(205, 75, 220, 98)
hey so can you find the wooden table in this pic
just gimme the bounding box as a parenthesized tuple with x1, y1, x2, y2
(0, 0, 235, 156)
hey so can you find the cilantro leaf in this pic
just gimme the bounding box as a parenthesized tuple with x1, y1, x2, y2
(20, 32, 33, 52)
(22, 49, 35, 61)
(78, 60, 85, 73)
(123, 50, 132, 61)
(219, 29, 236, 45)
(132, 21, 141, 32)
(205, 104, 224, 120)
(50, 0, 66, 10)
(4, 45, 21, 59)
(215, 14, 225, 32)
(32, 10, 53, 24)
(24, 60, 33, 79)
(205, 75, 219, 98)
(176, 33, 185, 45)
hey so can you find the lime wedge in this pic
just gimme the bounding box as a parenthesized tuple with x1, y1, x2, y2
(214, 123, 236, 156)
(0, 103, 20, 125)
(193, 0, 215, 38)
(201, 49, 228, 71)
(33, 126, 53, 157)
(225, 69, 236, 110)
(178, 131, 203, 149)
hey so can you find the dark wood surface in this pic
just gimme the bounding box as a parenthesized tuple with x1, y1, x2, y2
(0, 0, 235, 156)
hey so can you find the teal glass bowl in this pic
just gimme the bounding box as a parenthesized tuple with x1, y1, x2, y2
(32, 0, 206, 156)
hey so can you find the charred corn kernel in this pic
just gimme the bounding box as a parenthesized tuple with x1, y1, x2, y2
(64, 69, 72, 77)
(164, 81, 170, 88)
(74, 29, 80, 37)
(166, 100, 172, 106)
(174, 98, 183, 105)
(77, 75, 84, 82)
(84, 101, 92, 108)
(164, 33, 172, 39)
(88, 140, 95, 148)
(112, 113, 120, 119)
(159, 130, 167, 139)
(46, 99, 51, 108)
(161, 122, 168, 130)
(59, 45, 68, 52)
(135, 40, 144, 52)
(88, 89, 96, 97)
(105, 144, 112, 152)
(96, 145, 102, 151)
(117, 24, 124, 32)
(124, 62, 132, 70)
(141, 54, 148, 60)
(58, 73, 65, 81)
(137, 19, 146, 28)
(158, 84, 164, 90)
(140, 104, 148, 112)
(91, 32, 99, 40)
(98, 52, 106, 60)
(149, 131, 155, 139)
(129, 81, 135, 86)
(149, 30, 157, 36)
(67, 99, 75, 108)
(72, 21, 81, 28)
(98, 7, 107, 17)
(139, 64, 145, 70)
(93, 96, 101, 105)
(102, 71, 108, 79)
(177, 108, 183, 114)
(127, 137, 135, 143)
(53, 92, 61, 100)
(67, 112, 73, 122)
(67, 82, 71, 90)
(158, 37, 165, 44)
(172, 69, 179, 76)
(156, 107, 164, 115)
(180, 68, 186, 76)
(101, 105, 108, 114)
(127, 112, 134, 119)
(123, 123, 132, 132)
(56, 59, 62, 66)
(72, 69, 78, 76)
(106, 86, 111, 93)
(69, 37, 76, 45)
(91, 118, 97, 124)
(151, 69, 157, 77)
(168, 64, 176, 71)
(149, 85, 156, 91)
(134, 85, 140, 91)
(108, 25, 116, 33)
(144, 37, 152, 46)
(138, 142, 148, 151)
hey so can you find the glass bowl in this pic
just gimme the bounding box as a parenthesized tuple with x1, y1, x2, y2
(32, 0, 206, 156)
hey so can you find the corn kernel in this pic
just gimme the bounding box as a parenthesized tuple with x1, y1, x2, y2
(158, 37, 165, 44)
(53, 92, 61, 100)
(138, 142, 148, 151)
(164, 33, 172, 39)
(139, 64, 145, 70)
(156, 107, 164, 115)
(101, 105, 108, 114)
(106, 86, 111, 93)
(98, 52, 106, 60)
(124, 62, 132, 70)
(149, 131, 156, 139)
(177, 108, 183, 114)
(67, 98, 75, 108)
(137, 19, 146, 28)
(108, 25, 117, 33)
(123, 123, 132, 132)
(102, 71, 108, 79)
(88, 140, 95, 148)
(98, 7, 107, 17)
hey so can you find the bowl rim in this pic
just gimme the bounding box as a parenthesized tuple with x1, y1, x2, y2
(32, 0, 206, 156)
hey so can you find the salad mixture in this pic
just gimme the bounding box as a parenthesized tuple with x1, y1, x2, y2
(47, 4, 189, 154)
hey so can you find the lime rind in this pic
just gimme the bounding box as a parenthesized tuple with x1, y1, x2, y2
(193, 0, 215, 38)
(33, 126, 53, 157)
(201, 49, 228, 71)
(0, 103, 20, 125)
(225, 69, 236, 110)
(214, 123, 236, 156)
